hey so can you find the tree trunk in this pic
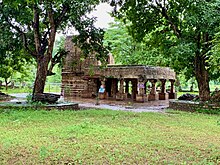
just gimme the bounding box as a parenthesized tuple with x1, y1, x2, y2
(194, 32, 210, 101)
(32, 6, 56, 101)
(4, 79, 9, 91)
(195, 54, 210, 101)
(33, 56, 50, 96)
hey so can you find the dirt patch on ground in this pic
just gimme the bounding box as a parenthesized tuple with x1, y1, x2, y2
(6, 93, 170, 113)
(65, 97, 170, 113)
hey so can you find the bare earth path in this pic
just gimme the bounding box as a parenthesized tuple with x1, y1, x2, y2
(10, 93, 169, 113)
(65, 97, 169, 113)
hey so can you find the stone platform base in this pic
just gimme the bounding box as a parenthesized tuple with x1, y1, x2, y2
(136, 94, 147, 102)
(46, 103, 79, 110)
(169, 100, 198, 112)
(148, 94, 159, 101)
(159, 93, 169, 100)
(169, 100, 220, 112)
(116, 93, 127, 100)
(169, 93, 177, 99)
(99, 92, 107, 99)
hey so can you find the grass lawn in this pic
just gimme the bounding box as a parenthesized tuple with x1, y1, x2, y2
(0, 109, 219, 164)
(0, 87, 32, 94)
(1, 84, 61, 94)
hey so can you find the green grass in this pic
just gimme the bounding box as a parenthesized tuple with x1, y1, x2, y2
(1, 84, 61, 94)
(1, 87, 32, 94)
(0, 109, 219, 164)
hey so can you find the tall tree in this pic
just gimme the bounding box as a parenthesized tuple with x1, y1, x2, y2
(108, 0, 220, 101)
(0, 21, 31, 90)
(0, 0, 108, 101)
(104, 20, 170, 66)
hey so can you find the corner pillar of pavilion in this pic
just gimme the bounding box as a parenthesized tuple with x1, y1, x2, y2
(168, 79, 177, 99)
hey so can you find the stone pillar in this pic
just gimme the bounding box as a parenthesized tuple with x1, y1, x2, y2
(111, 79, 118, 99)
(119, 79, 124, 93)
(161, 79, 166, 93)
(136, 80, 147, 102)
(116, 78, 125, 100)
(159, 79, 169, 100)
(144, 81, 148, 95)
(131, 79, 137, 101)
(148, 79, 158, 101)
(125, 80, 129, 93)
(169, 79, 177, 99)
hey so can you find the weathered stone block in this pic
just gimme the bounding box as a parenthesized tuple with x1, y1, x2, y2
(99, 92, 107, 99)
(148, 93, 159, 101)
(116, 93, 124, 101)
(159, 93, 169, 100)
(169, 93, 177, 99)
(136, 94, 147, 102)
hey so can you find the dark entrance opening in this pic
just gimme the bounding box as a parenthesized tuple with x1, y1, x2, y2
(105, 79, 112, 97)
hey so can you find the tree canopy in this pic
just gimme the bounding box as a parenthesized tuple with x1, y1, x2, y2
(0, 20, 32, 89)
(0, 0, 108, 101)
(104, 19, 171, 66)
(108, 0, 220, 100)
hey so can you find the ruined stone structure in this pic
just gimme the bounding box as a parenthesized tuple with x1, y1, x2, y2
(62, 36, 176, 102)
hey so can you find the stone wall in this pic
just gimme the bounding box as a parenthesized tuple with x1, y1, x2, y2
(169, 100, 220, 112)
(62, 36, 100, 97)
(84, 65, 176, 80)
(62, 72, 88, 97)
(63, 36, 100, 73)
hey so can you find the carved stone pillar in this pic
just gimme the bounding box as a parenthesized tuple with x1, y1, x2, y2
(116, 78, 125, 100)
(170, 80, 175, 93)
(131, 79, 137, 101)
(169, 79, 177, 99)
(148, 79, 158, 101)
(159, 79, 168, 100)
(144, 81, 148, 95)
(161, 79, 166, 93)
(150, 79, 156, 94)
(119, 79, 124, 94)
(136, 80, 147, 102)
(125, 80, 129, 93)
(111, 79, 117, 99)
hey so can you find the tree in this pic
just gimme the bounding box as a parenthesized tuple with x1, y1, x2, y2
(108, 0, 220, 101)
(0, 21, 32, 90)
(0, 0, 108, 101)
(104, 19, 171, 66)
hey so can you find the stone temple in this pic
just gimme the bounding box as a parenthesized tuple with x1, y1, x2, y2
(61, 36, 176, 102)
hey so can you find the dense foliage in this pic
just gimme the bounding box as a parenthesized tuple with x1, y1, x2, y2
(104, 20, 170, 66)
(107, 0, 220, 101)
(0, 21, 32, 89)
(0, 0, 108, 100)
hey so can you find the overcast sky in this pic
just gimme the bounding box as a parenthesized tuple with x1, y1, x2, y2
(60, 3, 115, 36)
(91, 3, 115, 29)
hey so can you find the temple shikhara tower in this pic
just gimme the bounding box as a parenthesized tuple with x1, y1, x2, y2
(62, 36, 176, 102)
